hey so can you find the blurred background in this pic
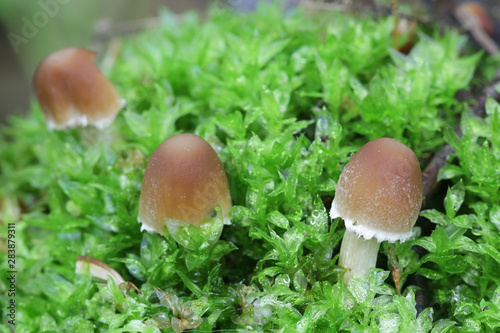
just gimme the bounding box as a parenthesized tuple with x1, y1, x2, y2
(1, 0, 499, 124)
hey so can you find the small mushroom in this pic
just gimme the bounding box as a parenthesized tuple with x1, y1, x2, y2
(33, 47, 125, 130)
(75, 255, 125, 285)
(138, 133, 232, 235)
(330, 138, 422, 283)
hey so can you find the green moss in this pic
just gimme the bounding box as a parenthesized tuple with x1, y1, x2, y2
(1, 3, 499, 332)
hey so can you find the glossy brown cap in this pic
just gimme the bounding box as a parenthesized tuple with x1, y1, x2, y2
(330, 138, 423, 242)
(33, 47, 125, 130)
(138, 133, 232, 233)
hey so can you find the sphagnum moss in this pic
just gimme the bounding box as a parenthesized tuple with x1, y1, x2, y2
(1, 3, 499, 332)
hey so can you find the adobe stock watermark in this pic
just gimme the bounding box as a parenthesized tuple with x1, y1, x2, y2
(8, 0, 72, 53)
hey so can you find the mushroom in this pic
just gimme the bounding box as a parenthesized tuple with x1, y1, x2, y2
(138, 133, 232, 236)
(33, 47, 125, 130)
(330, 138, 422, 283)
(75, 255, 125, 285)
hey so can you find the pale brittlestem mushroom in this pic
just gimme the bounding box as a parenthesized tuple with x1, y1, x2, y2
(330, 138, 422, 284)
(138, 133, 231, 250)
(75, 255, 125, 285)
(33, 47, 125, 141)
(75, 256, 140, 294)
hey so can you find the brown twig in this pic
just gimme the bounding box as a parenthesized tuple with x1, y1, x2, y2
(422, 64, 500, 207)
(299, 0, 432, 24)
(421, 143, 454, 207)
(454, 3, 500, 56)
(93, 17, 160, 44)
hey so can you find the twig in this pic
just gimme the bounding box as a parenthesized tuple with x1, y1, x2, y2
(422, 65, 500, 207)
(299, 0, 348, 13)
(100, 38, 123, 75)
(471, 68, 500, 118)
(299, 0, 432, 24)
(93, 17, 160, 43)
(421, 143, 454, 207)
(454, 3, 500, 56)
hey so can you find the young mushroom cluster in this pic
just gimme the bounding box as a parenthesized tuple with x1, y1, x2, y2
(33, 47, 125, 130)
(330, 138, 423, 283)
(138, 133, 232, 249)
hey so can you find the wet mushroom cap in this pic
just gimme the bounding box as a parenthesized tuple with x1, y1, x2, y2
(33, 47, 124, 130)
(138, 133, 232, 233)
(331, 138, 423, 242)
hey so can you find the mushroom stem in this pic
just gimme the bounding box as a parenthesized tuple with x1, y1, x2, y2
(338, 229, 380, 284)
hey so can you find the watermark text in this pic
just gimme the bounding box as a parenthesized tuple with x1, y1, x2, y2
(6, 223, 16, 326)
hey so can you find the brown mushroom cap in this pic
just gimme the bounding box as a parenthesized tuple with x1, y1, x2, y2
(33, 47, 125, 130)
(138, 133, 232, 233)
(330, 138, 423, 242)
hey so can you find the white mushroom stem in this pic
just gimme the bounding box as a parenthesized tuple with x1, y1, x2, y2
(338, 229, 380, 284)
